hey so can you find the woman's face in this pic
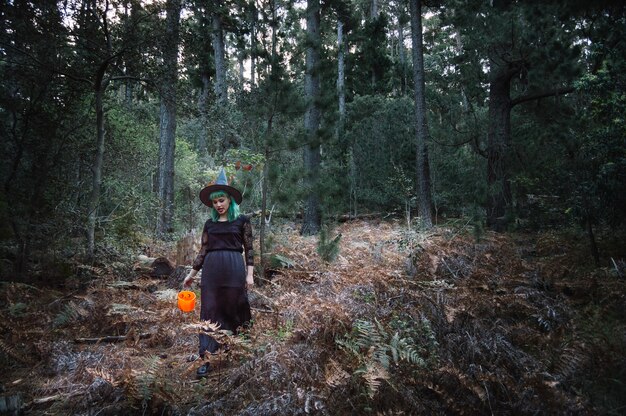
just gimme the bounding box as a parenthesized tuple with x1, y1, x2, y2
(212, 195, 231, 216)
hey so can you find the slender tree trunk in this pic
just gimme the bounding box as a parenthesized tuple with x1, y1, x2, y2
(197, 73, 210, 155)
(259, 0, 278, 283)
(212, 3, 227, 104)
(398, 22, 407, 95)
(87, 86, 106, 257)
(259, 147, 270, 284)
(123, 0, 139, 107)
(238, 52, 245, 90)
(157, 0, 181, 237)
(486, 64, 514, 231)
(250, 4, 257, 88)
(455, 31, 469, 113)
(338, 19, 356, 216)
(409, 0, 433, 228)
(337, 19, 346, 138)
(370, 0, 379, 87)
(301, 0, 321, 236)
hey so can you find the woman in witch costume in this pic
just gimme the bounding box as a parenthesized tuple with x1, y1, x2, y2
(183, 168, 254, 378)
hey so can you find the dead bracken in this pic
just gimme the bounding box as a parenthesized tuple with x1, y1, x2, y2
(0, 219, 624, 415)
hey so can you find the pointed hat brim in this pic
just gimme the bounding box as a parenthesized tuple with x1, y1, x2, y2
(199, 184, 242, 207)
(199, 168, 242, 207)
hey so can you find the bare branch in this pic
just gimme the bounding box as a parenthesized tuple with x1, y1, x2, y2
(511, 86, 575, 107)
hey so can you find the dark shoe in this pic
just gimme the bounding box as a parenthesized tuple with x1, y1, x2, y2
(196, 363, 210, 378)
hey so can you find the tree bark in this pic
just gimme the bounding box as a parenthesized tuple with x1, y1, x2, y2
(250, 3, 257, 88)
(212, 2, 228, 104)
(87, 85, 106, 257)
(398, 20, 407, 95)
(197, 72, 210, 156)
(301, 0, 322, 236)
(86, 4, 115, 258)
(486, 63, 515, 231)
(370, 0, 379, 87)
(337, 19, 346, 138)
(409, 0, 433, 229)
(157, 0, 181, 237)
(259, 0, 279, 283)
(238, 52, 245, 90)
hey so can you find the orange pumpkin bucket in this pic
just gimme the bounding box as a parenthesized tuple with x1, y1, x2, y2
(177, 291, 196, 312)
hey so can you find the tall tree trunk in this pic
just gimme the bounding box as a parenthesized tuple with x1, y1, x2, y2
(250, 3, 257, 88)
(212, 3, 227, 104)
(337, 19, 346, 138)
(87, 85, 106, 257)
(157, 0, 181, 237)
(486, 63, 514, 231)
(409, 0, 433, 228)
(338, 18, 356, 216)
(455, 31, 469, 113)
(259, 147, 270, 284)
(398, 21, 407, 95)
(238, 52, 245, 90)
(259, 0, 278, 283)
(301, 0, 321, 236)
(371, 0, 378, 18)
(370, 0, 379, 87)
(197, 73, 210, 156)
(123, 0, 140, 107)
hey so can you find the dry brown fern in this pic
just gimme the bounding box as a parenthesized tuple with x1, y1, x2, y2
(324, 358, 351, 388)
(0, 338, 32, 364)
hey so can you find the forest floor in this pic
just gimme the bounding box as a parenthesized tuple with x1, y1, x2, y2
(1, 219, 625, 415)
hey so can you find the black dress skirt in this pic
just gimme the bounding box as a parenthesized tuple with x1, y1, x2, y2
(199, 251, 251, 355)
(192, 215, 254, 356)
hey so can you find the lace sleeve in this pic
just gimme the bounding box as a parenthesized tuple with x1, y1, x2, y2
(242, 218, 254, 266)
(192, 222, 210, 271)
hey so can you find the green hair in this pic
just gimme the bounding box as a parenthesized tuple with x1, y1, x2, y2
(209, 190, 240, 222)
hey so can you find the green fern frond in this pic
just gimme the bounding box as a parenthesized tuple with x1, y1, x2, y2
(336, 336, 361, 357)
(0, 338, 31, 363)
(337, 318, 430, 398)
(53, 302, 81, 327)
(389, 332, 401, 364)
(136, 355, 161, 404)
(354, 319, 383, 347)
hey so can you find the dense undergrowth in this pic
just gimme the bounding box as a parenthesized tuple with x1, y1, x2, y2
(0, 219, 625, 415)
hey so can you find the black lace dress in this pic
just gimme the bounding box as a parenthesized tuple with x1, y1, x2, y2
(192, 215, 254, 356)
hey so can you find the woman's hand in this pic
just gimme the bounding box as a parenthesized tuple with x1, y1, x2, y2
(183, 270, 197, 287)
(246, 266, 254, 288)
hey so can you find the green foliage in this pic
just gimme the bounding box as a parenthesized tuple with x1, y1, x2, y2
(317, 225, 342, 263)
(567, 62, 626, 228)
(53, 302, 83, 328)
(137, 355, 160, 404)
(8, 302, 28, 318)
(336, 317, 431, 398)
(268, 254, 296, 269)
(344, 95, 415, 213)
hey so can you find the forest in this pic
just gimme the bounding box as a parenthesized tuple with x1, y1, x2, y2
(0, 0, 625, 414)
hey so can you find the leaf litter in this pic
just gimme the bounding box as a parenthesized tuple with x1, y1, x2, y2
(0, 219, 624, 415)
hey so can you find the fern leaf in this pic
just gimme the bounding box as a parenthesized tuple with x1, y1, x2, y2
(390, 332, 400, 364)
(361, 362, 389, 398)
(0, 338, 31, 363)
(324, 358, 351, 387)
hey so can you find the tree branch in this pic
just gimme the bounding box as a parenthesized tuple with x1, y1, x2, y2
(511, 86, 575, 107)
